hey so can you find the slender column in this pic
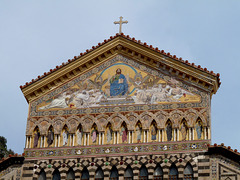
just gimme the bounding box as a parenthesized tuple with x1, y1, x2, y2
(87, 133, 90, 145)
(208, 128, 211, 139)
(99, 133, 101, 145)
(189, 129, 191, 140)
(29, 137, 32, 148)
(58, 135, 60, 147)
(158, 130, 161, 142)
(70, 135, 72, 146)
(192, 128, 194, 140)
(131, 131, 133, 143)
(117, 132, 119, 144)
(43, 136, 46, 147)
(143, 131, 146, 143)
(72, 135, 75, 146)
(162, 130, 164, 142)
(84, 133, 86, 146)
(204, 127, 207, 140)
(40, 136, 43, 148)
(102, 133, 104, 145)
(113, 132, 116, 144)
(128, 131, 130, 143)
(147, 130, 149, 142)
(177, 129, 179, 141)
(173, 129, 176, 141)
(26, 137, 29, 148)
(54, 136, 57, 147)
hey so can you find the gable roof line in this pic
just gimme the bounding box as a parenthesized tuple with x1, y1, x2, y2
(208, 143, 240, 164)
(20, 33, 221, 90)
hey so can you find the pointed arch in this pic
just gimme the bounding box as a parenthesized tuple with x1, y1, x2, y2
(52, 169, 61, 180)
(139, 164, 148, 180)
(91, 123, 98, 144)
(52, 119, 64, 135)
(165, 119, 173, 141)
(106, 122, 113, 144)
(180, 118, 189, 141)
(184, 163, 193, 180)
(66, 115, 81, 132)
(169, 163, 178, 180)
(38, 169, 46, 180)
(155, 110, 168, 128)
(110, 165, 119, 180)
(67, 167, 75, 180)
(109, 113, 129, 130)
(96, 114, 109, 130)
(62, 124, 69, 146)
(81, 167, 89, 180)
(150, 120, 158, 141)
(80, 114, 95, 131)
(76, 123, 83, 146)
(195, 117, 203, 140)
(120, 121, 128, 143)
(95, 167, 104, 180)
(140, 111, 155, 129)
(47, 125, 54, 147)
(124, 165, 133, 180)
(135, 120, 142, 143)
(33, 126, 40, 148)
(169, 110, 184, 127)
(153, 164, 163, 180)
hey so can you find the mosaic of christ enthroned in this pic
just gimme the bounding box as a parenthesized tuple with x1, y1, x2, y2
(37, 61, 201, 111)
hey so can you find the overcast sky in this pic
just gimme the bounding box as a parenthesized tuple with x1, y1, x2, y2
(0, 1, 239, 154)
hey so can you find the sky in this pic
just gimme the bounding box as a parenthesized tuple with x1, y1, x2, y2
(0, 1, 239, 154)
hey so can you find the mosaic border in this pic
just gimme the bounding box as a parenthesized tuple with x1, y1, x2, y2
(24, 141, 209, 160)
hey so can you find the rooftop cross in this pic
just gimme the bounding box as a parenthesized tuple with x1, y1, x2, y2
(114, 16, 128, 34)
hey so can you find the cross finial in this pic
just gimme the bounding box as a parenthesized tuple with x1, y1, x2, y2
(114, 16, 128, 34)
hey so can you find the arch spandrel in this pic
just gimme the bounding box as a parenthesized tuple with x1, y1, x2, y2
(184, 109, 207, 127)
(80, 115, 95, 132)
(95, 114, 109, 131)
(199, 108, 209, 126)
(140, 112, 154, 129)
(155, 111, 168, 128)
(66, 115, 81, 132)
(52, 117, 65, 134)
(126, 112, 140, 128)
(108, 113, 129, 131)
(169, 110, 184, 128)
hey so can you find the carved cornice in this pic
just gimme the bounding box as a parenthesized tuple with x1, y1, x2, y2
(21, 35, 220, 103)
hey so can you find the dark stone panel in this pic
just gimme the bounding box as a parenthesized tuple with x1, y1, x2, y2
(178, 165, 184, 168)
(198, 159, 210, 162)
(198, 166, 210, 170)
(198, 173, 210, 177)
(22, 173, 34, 177)
(192, 164, 197, 168)
(193, 170, 198, 174)
(23, 166, 34, 170)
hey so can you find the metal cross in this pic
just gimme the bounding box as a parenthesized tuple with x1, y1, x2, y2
(114, 16, 128, 34)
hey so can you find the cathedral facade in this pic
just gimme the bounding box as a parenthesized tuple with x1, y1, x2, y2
(2, 34, 239, 179)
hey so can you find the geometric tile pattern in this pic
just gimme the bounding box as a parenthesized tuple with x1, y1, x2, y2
(24, 141, 209, 160)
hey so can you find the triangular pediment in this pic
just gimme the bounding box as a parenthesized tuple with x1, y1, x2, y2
(29, 55, 207, 117)
(219, 163, 240, 179)
(21, 34, 220, 104)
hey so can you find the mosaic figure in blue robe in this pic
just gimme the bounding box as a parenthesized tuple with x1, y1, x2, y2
(110, 68, 128, 96)
(195, 121, 203, 139)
